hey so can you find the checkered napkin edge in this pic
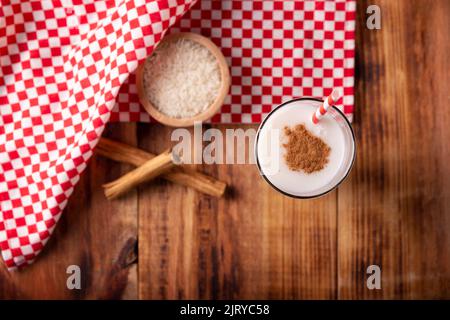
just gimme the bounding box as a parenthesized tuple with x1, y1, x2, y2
(110, 0, 356, 123)
(0, 0, 197, 270)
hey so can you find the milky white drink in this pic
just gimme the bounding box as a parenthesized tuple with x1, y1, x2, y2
(255, 98, 355, 198)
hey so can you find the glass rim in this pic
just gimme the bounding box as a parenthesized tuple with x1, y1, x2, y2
(254, 97, 356, 199)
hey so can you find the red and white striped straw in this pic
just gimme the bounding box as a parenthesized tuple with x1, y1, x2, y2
(312, 89, 342, 124)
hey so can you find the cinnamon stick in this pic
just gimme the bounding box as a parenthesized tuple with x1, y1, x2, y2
(96, 138, 226, 197)
(103, 149, 174, 199)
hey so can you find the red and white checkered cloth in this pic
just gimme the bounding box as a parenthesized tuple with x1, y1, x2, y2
(0, 0, 197, 270)
(111, 0, 356, 123)
(0, 0, 356, 270)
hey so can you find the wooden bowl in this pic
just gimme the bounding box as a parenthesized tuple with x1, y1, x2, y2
(136, 32, 230, 127)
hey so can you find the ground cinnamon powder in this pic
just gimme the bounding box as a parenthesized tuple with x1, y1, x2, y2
(283, 124, 331, 174)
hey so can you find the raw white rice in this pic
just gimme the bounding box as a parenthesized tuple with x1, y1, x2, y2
(143, 38, 221, 118)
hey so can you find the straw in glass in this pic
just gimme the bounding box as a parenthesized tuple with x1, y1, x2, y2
(312, 89, 342, 124)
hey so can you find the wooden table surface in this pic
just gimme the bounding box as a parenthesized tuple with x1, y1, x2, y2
(1, 0, 449, 299)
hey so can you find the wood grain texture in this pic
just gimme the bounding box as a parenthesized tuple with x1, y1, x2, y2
(137, 124, 337, 299)
(1, 0, 449, 300)
(337, 0, 450, 299)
